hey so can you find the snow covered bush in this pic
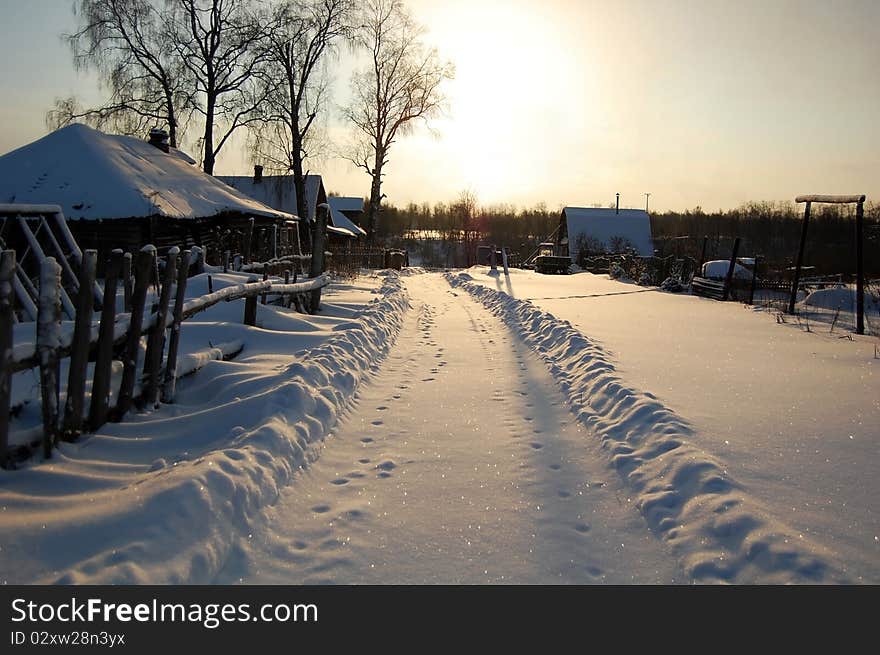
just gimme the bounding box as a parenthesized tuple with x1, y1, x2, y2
(609, 262, 626, 279)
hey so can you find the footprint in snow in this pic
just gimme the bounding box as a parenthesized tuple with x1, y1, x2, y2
(360, 437, 374, 443)
(331, 478, 350, 486)
(371, 419, 383, 426)
(311, 504, 331, 514)
(358, 458, 371, 464)
(549, 464, 561, 471)
(530, 442, 544, 450)
(575, 523, 591, 533)
(376, 460, 397, 471)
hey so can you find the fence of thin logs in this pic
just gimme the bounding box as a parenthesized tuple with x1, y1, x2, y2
(0, 246, 330, 469)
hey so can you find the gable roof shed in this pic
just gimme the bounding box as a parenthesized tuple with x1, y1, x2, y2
(560, 207, 654, 258)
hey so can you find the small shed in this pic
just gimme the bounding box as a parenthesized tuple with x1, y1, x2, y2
(327, 196, 367, 239)
(0, 124, 297, 265)
(218, 170, 337, 250)
(558, 207, 654, 259)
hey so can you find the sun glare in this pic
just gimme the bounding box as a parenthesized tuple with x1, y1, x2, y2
(423, 2, 586, 204)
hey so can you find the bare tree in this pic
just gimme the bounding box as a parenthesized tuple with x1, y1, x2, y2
(343, 0, 453, 244)
(252, 0, 354, 221)
(170, 0, 271, 174)
(51, 0, 194, 147)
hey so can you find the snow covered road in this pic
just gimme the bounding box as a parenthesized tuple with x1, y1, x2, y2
(216, 274, 679, 584)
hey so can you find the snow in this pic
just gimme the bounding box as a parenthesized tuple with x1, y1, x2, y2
(218, 174, 323, 221)
(462, 266, 878, 582)
(0, 124, 293, 221)
(701, 259, 753, 280)
(563, 207, 654, 257)
(328, 208, 366, 237)
(0, 272, 405, 583)
(1, 265, 876, 584)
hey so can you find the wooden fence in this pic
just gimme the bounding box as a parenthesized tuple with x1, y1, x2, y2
(0, 246, 330, 469)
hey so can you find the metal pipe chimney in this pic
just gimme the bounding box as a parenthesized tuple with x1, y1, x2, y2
(615, 193, 619, 214)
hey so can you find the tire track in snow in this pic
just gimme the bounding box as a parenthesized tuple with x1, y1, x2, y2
(447, 272, 850, 583)
(215, 275, 679, 584)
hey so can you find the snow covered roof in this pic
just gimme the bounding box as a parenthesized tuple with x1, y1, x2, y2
(218, 173, 325, 221)
(328, 196, 364, 213)
(0, 124, 294, 221)
(562, 207, 654, 257)
(329, 208, 366, 238)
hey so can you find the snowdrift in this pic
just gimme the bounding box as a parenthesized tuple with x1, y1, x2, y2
(0, 273, 409, 584)
(447, 272, 849, 583)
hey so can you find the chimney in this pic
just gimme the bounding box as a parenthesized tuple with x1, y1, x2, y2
(615, 193, 620, 215)
(254, 165, 263, 183)
(148, 128, 169, 153)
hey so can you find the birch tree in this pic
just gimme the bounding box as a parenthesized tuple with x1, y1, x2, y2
(343, 0, 453, 244)
(51, 0, 194, 147)
(252, 0, 354, 221)
(170, 0, 270, 174)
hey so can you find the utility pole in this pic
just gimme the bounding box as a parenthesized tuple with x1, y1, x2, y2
(645, 193, 651, 213)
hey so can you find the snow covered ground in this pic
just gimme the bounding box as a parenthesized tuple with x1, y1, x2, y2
(0, 271, 406, 583)
(462, 266, 878, 582)
(1, 267, 876, 584)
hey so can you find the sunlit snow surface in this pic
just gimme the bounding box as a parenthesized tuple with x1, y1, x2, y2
(1, 268, 876, 584)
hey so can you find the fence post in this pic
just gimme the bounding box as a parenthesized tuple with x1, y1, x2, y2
(143, 248, 178, 409)
(122, 252, 133, 312)
(261, 263, 269, 304)
(309, 204, 329, 313)
(223, 250, 230, 274)
(722, 237, 741, 302)
(61, 249, 97, 441)
(788, 201, 811, 314)
(88, 250, 123, 431)
(0, 251, 15, 468)
(855, 198, 865, 335)
(283, 270, 291, 308)
(37, 258, 62, 458)
(243, 278, 259, 326)
(161, 249, 191, 404)
(113, 246, 155, 421)
(698, 236, 708, 276)
(748, 255, 760, 305)
(243, 218, 254, 265)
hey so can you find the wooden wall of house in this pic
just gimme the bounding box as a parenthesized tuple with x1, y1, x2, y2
(67, 213, 299, 273)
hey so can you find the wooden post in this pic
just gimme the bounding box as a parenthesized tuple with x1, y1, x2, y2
(223, 250, 230, 273)
(283, 270, 291, 308)
(143, 248, 178, 409)
(722, 237, 741, 302)
(788, 201, 811, 314)
(122, 252, 132, 312)
(61, 249, 97, 441)
(243, 278, 259, 326)
(37, 258, 62, 458)
(113, 247, 155, 421)
(207, 275, 213, 294)
(309, 204, 329, 312)
(855, 199, 865, 335)
(698, 236, 708, 276)
(261, 263, 269, 304)
(748, 255, 760, 306)
(490, 245, 497, 271)
(243, 217, 254, 264)
(88, 250, 123, 430)
(161, 250, 191, 404)
(0, 251, 15, 468)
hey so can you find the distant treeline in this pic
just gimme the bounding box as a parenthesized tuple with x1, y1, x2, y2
(371, 197, 880, 276)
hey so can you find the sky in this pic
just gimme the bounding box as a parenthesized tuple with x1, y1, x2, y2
(0, 0, 878, 212)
